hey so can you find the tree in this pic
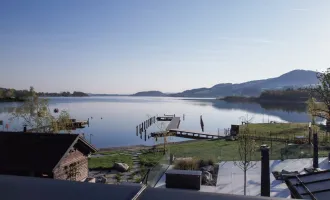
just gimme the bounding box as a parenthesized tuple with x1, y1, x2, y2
(11, 87, 72, 133)
(308, 68, 330, 130)
(5, 89, 15, 99)
(234, 124, 257, 196)
(0, 89, 3, 99)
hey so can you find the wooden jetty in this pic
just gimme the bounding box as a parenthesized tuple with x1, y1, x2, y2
(136, 116, 156, 135)
(150, 129, 311, 144)
(166, 117, 181, 131)
(26, 119, 89, 132)
(68, 119, 89, 129)
(156, 116, 174, 121)
(151, 129, 223, 139)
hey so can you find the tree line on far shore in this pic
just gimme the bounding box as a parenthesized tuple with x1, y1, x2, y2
(0, 87, 88, 101)
(222, 87, 317, 103)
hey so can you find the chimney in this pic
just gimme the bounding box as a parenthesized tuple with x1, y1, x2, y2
(313, 132, 319, 169)
(260, 145, 270, 197)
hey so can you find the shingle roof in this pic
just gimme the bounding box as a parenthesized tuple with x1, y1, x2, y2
(0, 132, 96, 172)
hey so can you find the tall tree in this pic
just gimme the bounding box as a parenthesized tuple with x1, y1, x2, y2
(11, 87, 72, 133)
(234, 125, 257, 196)
(308, 68, 330, 130)
(0, 89, 3, 98)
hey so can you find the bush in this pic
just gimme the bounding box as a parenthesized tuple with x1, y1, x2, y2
(174, 159, 199, 170)
(199, 160, 208, 168)
(207, 159, 214, 166)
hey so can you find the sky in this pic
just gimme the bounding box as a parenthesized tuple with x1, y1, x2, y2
(1, 0, 330, 94)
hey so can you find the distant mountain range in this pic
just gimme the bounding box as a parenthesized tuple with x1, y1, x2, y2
(132, 70, 319, 97)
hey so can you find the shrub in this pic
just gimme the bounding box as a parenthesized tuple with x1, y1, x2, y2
(174, 159, 199, 170)
(198, 160, 208, 168)
(207, 159, 215, 166)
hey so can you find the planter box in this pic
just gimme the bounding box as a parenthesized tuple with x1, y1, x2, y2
(165, 170, 202, 190)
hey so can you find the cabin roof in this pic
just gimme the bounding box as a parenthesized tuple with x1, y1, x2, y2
(0, 132, 97, 173)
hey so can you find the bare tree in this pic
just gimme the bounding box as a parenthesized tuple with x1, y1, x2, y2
(234, 117, 257, 196)
(11, 87, 72, 133)
(148, 114, 168, 155)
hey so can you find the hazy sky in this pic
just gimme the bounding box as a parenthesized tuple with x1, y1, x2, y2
(1, 0, 329, 94)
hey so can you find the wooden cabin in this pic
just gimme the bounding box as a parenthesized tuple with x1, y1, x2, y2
(0, 132, 97, 181)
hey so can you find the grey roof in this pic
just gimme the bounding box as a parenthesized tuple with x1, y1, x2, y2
(0, 175, 141, 200)
(285, 169, 330, 200)
(140, 187, 284, 200)
(0, 175, 285, 200)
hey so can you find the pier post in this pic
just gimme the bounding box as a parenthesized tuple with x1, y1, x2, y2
(136, 126, 138, 136)
(144, 130, 147, 141)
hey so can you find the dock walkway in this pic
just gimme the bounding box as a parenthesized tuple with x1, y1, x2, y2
(166, 117, 181, 131)
(151, 129, 223, 139)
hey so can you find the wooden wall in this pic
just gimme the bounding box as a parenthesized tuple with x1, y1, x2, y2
(53, 149, 88, 181)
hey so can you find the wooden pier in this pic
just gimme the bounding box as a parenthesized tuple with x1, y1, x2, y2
(26, 119, 89, 132)
(156, 116, 174, 121)
(151, 129, 223, 139)
(136, 116, 156, 135)
(166, 117, 181, 131)
(150, 129, 311, 144)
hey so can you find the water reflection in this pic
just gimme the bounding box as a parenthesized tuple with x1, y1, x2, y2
(187, 99, 311, 123)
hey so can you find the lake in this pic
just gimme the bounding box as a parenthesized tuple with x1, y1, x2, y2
(0, 97, 311, 148)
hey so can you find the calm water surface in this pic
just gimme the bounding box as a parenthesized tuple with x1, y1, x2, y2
(0, 97, 310, 148)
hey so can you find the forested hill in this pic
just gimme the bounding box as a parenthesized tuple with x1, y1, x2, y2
(0, 87, 88, 101)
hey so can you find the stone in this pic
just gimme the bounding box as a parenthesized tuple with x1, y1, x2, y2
(202, 171, 213, 184)
(95, 176, 106, 183)
(200, 165, 214, 173)
(114, 163, 130, 172)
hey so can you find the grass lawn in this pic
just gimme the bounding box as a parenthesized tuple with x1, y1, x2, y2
(162, 123, 329, 161)
(240, 123, 309, 136)
(89, 123, 330, 170)
(88, 152, 133, 170)
(139, 151, 164, 167)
